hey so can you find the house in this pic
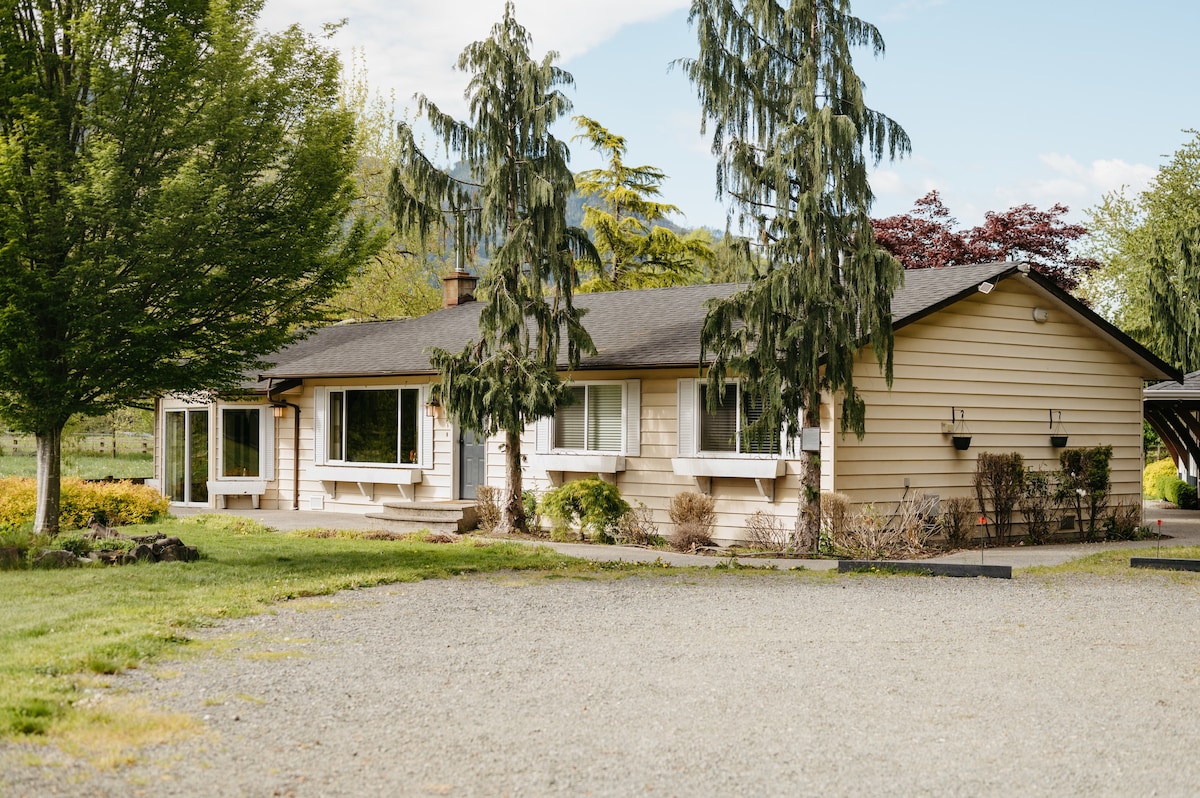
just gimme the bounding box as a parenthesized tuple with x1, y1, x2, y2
(153, 261, 1179, 543)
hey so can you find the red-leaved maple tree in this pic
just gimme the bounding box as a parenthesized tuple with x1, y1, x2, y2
(872, 191, 1097, 292)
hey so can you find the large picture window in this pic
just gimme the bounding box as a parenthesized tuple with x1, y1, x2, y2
(698, 383, 780, 455)
(554, 384, 623, 452)
(326, 388, 420, 465)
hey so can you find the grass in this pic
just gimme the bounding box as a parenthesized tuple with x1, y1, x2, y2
(0, 513, 618, 745)
(1025, 544, 1200, 578)
(0, 451, 152, 480)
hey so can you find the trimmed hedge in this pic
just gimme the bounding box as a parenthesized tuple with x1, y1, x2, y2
(1157, 475, 1198, 510)
(0, 477, 170, 530)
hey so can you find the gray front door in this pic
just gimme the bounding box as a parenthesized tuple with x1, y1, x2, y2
(458, 427, 486, 500)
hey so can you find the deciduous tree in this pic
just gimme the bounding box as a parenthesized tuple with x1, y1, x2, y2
(679, 0, 909, 551)
(872, 191, 1097, 292)
(328, 52, 441, 321)
(391, 2, 596, 532)
(1080, 131, 1200, 359)
(0, 0, 373, 534)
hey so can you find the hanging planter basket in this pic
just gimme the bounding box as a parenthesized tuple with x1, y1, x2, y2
(1050, 435, 1069, 448)
(952, 435, 972, 451)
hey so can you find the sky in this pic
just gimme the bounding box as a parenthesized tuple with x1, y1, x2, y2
(259, 0, 1200, 232)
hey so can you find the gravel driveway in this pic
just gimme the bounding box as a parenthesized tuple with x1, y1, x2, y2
(4, 570, 1200, 797)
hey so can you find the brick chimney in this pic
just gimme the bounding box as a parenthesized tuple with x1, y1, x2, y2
(442, 270, 478, 308)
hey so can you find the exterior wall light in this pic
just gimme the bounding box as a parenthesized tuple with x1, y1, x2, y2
(1032, 307, 1049, 323)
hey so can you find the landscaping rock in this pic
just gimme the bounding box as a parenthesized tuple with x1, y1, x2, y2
(33, 549, 82, 568)
(0, 546, 22, 569)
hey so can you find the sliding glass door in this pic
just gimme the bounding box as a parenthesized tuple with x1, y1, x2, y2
(164, 409, 209, 503)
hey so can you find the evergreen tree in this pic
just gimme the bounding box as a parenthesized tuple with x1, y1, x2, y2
(0, 0, 373, 534)
(573, 116, 712, 290)
(678, 0, 910, 550)
(391, 2, 596, 532)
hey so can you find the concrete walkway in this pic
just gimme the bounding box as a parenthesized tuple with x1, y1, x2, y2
(169, 502, 1200, 571)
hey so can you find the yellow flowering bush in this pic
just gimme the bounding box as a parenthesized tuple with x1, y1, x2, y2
(1143, 458, 1178, 498)
(0, 478, 169, 529)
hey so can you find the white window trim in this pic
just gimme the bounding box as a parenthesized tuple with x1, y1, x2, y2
(312, 384, 434, 471)
(212, 403, 275, 482)
(531, 379, 639, 483)
(674, 378, 790, 500)
(679, 378, 785, 459)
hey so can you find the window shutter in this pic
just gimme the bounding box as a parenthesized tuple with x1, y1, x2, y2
(624, 379, 640, 457)
(677, 379, 696, 457)
(261, 407, 275, 480)
(535, 416, 552, 454)
(421, 388, 434, 468)
(313, 387, 327, 465)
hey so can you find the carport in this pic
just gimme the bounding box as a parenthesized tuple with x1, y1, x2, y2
(1144, 371, 1200, 484)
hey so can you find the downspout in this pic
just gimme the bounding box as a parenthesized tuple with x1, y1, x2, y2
(267, 379, 301, 511)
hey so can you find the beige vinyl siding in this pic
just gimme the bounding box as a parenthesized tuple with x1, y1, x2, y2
(523, 369, 812, 544)
(832, 280, 1147, 517)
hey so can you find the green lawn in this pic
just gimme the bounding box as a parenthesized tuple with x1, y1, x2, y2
(0, 514, 609, 742)
(0, 452, 152, 480)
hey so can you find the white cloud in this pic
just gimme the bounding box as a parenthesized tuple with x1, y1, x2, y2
(260, 1, 690, 114)
(996, 153, 1156, 214)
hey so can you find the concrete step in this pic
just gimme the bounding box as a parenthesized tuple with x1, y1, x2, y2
(368, 501, 478, 533)
(363, 516, 468, 535)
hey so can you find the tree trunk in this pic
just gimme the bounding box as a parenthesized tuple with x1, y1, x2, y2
(793, 402, 822, 554)
(500, 428, 527, 534)
(34, 424, 64, 537)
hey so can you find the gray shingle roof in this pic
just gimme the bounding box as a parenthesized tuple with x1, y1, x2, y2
(258, 261, 1136, 380)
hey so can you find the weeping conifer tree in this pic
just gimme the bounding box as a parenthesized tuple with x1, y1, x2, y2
(391, 2, 596, 533)
(678, 0, 910, 550)
(1148, 226, 1200, 373)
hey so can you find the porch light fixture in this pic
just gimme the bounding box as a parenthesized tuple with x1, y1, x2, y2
(272, 404, 285, 419)
(950, 408, 971, 451)
(425, 398, 441, 419)
(1049, 410, 1068, 447)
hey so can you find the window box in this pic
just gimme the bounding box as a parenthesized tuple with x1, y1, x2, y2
(670, 456, 784, 500)
(527, 453, 626, 485)
(306, 464, 424, 502)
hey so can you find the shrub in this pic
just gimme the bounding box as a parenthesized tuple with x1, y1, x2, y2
(974, 452, 1025, 546)
(670, 521, 714, 552)
(0, 477, 168, 530)
(744, 510, 787, 551)
(541, 479, 630, 543)
(1019, 467, 1059, 545)
(522, 490, 542, 534)
(820, 492, 852, 553)
(1144, 458, 1178, 498)
(940, 496, 976, 549)
(616, 502, 662, 547)
(1103, 499, 1147, 540)
(473, 486, 501, 532)
(1058, 446, 1113, 541)
(1160, 477, 1199, 510)
(826, 494, 940, 560)
(668, 491, 715, 531)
